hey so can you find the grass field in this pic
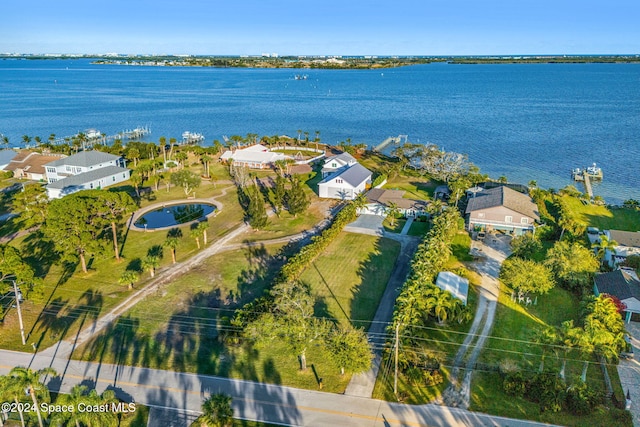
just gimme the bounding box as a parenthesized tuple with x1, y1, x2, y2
(0, 181, 243, 352)
(298, 232, 401, 329)
(470, 280, 629, 426)
(559, 195, 640, 231)
(73, 232, 401, 392)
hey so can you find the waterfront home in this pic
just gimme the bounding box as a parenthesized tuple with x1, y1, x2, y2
(594, 269, 640, 323)
(361, 188, 428, 217)
(465, 185, 539, 236)
(0, 150, 18, 171)
(44, 151, 129, 198)
(321, 152, 358, 178)
(318, 162, 372, 200)
(4, 151, 67, 181)
(220, 144, 291, 169)
(602, 230, 640, 267)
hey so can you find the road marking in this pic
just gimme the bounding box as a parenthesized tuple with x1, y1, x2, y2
(1, 363, 433, 426)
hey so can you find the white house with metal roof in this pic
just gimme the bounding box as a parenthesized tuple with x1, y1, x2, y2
(44, 151, 130, 198)
(220, 144, 291, 169)
(317, 160, 372, 200)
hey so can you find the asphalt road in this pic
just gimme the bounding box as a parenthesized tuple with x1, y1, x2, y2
(0, 349, 560, 427)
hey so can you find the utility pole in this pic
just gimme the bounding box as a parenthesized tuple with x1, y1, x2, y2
(394, 322, 400, 396)
(13, 281, 26, 345)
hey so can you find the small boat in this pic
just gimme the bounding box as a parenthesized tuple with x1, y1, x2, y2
(182, 131, 205, 144)
(572, 163, 603, 181)
(294, 74, 308, 80)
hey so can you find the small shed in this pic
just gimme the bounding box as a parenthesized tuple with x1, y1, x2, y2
(436, 271, 469, 305)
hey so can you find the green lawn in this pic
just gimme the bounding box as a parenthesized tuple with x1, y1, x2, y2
(382, 217, 406, 234)
(73, 232, 401, 393)
(559, 195, 640, 231)
(407, 219, 429, 236)
(0, 181, 243, 352)
(470, 281, 629, 426)
(298, 232, 402, 328)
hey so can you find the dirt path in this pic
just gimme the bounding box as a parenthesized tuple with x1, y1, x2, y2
(441, 234, 510, 409)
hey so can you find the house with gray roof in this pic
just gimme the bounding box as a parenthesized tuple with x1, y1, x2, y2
(318, 161, 371, 200)
(44, 151, 129, 198)
(594, 269, 640, 323)
(321, 152, 357, 178)
(465, 185, 539, 235)
(602, 230, 640, 267)
(361, 188, 429, 217)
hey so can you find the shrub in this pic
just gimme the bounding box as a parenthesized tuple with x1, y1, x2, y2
(529, 373, 565, 413)
(503, 371, 529, 397)
(564, 381, 602, 415)
(424, 370, 443, 386)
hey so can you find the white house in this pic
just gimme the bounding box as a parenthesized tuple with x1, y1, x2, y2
(318, 162, 372, 200)
(44, 151, 129, 198)
(220, 144, 291, 169)
(321, 152, 357, 178)
(603, 230, 640, 267)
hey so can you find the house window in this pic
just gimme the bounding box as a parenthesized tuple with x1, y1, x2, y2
(521, 218, 529, 225)
(336, 179, 343, 184)
(331, 163, 337, 168)
(477, 212, 485, 218)
(90, 183, 93, 189)
(65, 166, 71, 172)
(113, 176, 116, 182)
(505, 216, 513, 223)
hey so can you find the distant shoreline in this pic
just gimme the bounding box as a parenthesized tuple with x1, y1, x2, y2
(2, 54, 640, 69)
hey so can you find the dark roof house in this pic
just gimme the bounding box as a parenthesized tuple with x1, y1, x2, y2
(594, 269, 640, 323)
(465, 185, 539, 235)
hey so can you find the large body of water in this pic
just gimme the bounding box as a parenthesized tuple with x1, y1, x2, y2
(1, 58, 639, 203)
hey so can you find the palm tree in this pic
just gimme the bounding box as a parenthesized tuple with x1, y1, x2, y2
(197, 221, 209, 245)
(51, 384, 89, 427)
(196, 393, 234, 427)
(9, 366, 56, 427)
(201, 154, 213, 178)
(386, 202, 401, 227)
(118, 271, 139, 290)
(1, 374, 26, 427)
(21, 135, 31, 148)
(314, 130, 321, 150)
(142, 255, 160, 278)
(592, 234, 618, 265)
(164, 236, 180, 264)
(1, 134, 10, 149)
(352, 192, 368, 215)
(190, 226, 204, 249)
(532, 326, 559, 373)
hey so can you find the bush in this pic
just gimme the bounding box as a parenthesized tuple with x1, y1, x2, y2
(529, 373, 565, 413)
(503, 371, 529, 397)
(564, 381, 602, 415)
(424, 370, 443, 386)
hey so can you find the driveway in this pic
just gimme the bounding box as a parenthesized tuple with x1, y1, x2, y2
(344, 214, 384, 236)
(619, 321, 640, 426)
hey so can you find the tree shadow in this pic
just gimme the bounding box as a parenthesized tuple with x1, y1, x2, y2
(20, 229, 58, 278)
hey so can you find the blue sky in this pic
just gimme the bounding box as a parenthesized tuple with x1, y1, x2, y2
(2, 0, 639, 55)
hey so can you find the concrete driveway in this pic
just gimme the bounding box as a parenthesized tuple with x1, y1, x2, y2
(619, 321, 640, 426)
(344, 214, 384, 236)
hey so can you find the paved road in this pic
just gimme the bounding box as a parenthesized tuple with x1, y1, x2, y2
(0, 349, 560, 427)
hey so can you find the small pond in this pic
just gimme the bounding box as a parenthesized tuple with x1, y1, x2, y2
(134, 203, 216, 229)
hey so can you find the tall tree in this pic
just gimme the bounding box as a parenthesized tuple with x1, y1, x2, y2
(11, 183, 49, 229)
(196, 393, 234, 427)
(499, 257, 555, 295)
(545, 241, 599, 292)
(246, 184, 268, 229)
(43, 193, 107, 273)
(171, 170, 201, 197)
(0, 245, 35, 294)
(118, 271, 139, 290)
(327, 325, 372, 375)
(88, 191, 136, 261)
(9, 366, 56, 427)
(591, 234, 618, 265)
(142, 255, 160, 278)
(285, 176, 309, 217)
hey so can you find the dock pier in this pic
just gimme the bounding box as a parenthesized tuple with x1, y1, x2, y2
(373, 134, 408, 152)
(583, 173, 594, 199)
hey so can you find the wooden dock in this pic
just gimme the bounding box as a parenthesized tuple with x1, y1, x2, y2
(373, 134, 408, 152)
(583, 173, 594, 199)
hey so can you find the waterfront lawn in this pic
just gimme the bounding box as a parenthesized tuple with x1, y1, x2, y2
(559, 195, 640, 231)
(298, 232, 402, 329)
(383, 175, 436, 201)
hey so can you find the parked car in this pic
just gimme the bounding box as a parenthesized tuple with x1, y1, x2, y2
(477, 231, 486, 241)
